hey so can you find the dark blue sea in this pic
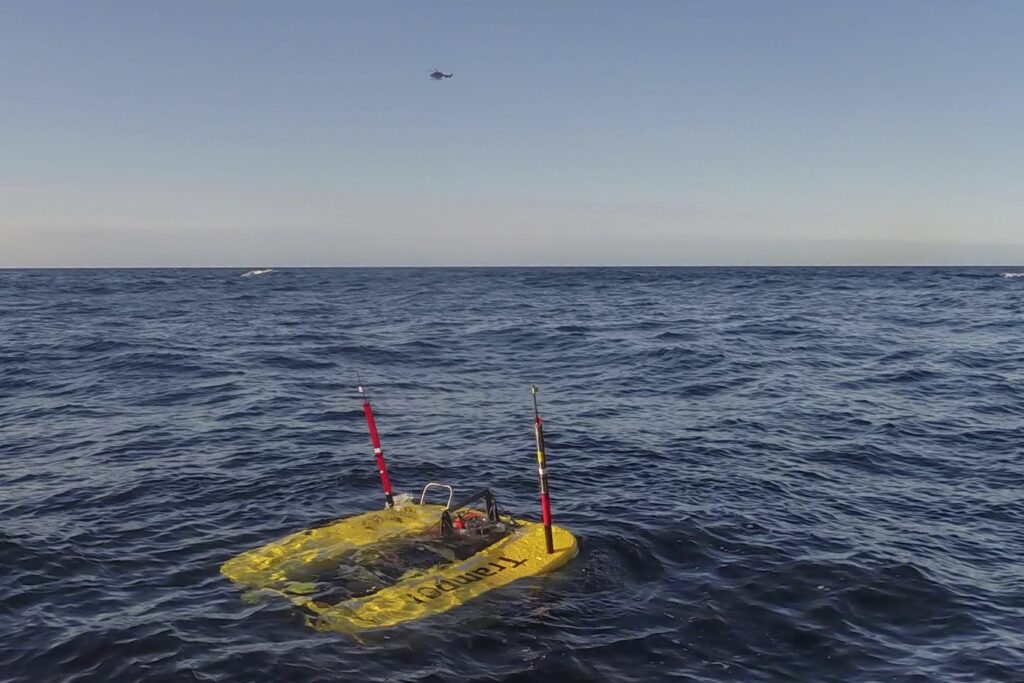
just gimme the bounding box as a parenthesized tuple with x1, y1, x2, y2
(2, 267, 1023, 682)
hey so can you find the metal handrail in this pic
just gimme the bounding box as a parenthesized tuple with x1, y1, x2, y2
(419, 482, 454, 509)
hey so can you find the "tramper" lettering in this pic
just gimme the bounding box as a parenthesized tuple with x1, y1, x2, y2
(405, 556, 529, 604)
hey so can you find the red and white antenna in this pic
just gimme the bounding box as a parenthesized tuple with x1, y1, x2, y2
(531, 385, 555, 554)
(359, 384, 395, 509)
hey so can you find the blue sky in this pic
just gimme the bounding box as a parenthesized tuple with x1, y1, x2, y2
(2, 1, 1023, 266)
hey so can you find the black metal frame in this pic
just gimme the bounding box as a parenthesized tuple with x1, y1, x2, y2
(439, 489, 500, 537)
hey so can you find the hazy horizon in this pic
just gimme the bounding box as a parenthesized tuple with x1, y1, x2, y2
(3, 1, 1023, 267)
(5, 234, 1024, 269)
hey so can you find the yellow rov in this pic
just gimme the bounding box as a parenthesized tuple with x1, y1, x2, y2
(221, 386, 578, 632)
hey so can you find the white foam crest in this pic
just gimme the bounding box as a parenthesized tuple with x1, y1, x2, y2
(241, 269, 275, 278)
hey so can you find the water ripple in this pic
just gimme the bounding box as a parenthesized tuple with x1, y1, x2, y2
(2, 267, 1023, 681)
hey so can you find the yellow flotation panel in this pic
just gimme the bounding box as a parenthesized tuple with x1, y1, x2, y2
(221, 504, 577, 632)
(221, 504, 445, 593)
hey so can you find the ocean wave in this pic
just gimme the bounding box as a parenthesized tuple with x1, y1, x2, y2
(1, 266, 1021, 681)
(241, 268, 276, 277)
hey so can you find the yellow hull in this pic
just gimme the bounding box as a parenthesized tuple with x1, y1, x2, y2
(221, 504, 578, 632)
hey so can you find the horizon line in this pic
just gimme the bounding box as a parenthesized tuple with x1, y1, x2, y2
(3, 263, 1024, 270)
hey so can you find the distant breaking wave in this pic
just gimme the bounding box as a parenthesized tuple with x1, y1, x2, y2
(241, 269, 275, 278)
(1000, 272, 1024, 278)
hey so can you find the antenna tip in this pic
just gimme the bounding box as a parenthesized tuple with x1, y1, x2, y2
(357, 385, 364, 394)
(530, 385, 539, 395)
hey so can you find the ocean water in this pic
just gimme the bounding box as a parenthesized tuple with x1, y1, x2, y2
(2, 267, 1023, 682)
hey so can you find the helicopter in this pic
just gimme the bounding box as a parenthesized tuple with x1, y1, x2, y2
(429, 69, 453, 80)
